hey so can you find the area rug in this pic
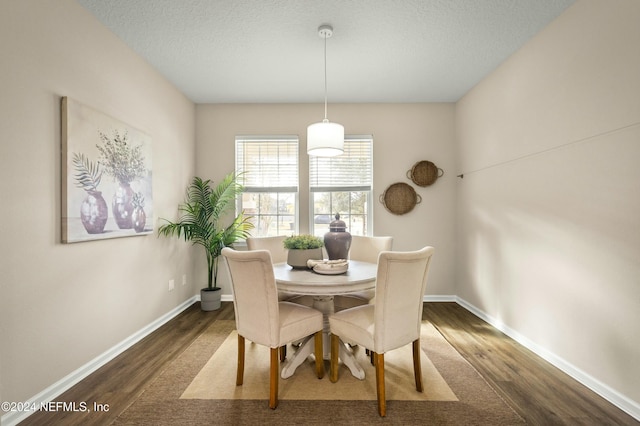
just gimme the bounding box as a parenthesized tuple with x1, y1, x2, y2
(181, 324, 456, 402)
(113, 320, 524, 425)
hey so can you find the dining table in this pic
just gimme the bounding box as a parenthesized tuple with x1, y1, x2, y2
(273, 260, 377, 380)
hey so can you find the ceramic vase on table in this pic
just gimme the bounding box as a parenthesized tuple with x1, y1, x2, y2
(324, 213, 352, 260)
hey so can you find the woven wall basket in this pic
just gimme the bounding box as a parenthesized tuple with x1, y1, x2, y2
(406, 160, 444, 187)
(380, 182, 421, 215)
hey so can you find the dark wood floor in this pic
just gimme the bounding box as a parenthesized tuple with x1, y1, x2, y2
(22, 302, 637, 425)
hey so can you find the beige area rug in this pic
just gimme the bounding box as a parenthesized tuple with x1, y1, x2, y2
(181, 324, 457, 402)
(113, 320, 524, 425)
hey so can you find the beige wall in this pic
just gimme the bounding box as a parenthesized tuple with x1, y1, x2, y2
(2, 0, 638, 421)
(0, 0, 196, 408)
(456, 0, 640, 407)
(195, 103, 457, 295)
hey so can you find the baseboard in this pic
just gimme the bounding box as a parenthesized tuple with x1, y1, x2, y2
(227, 295, 455, 303)
(455, 296, 640, 421)
(1, 296, 198, 426)
(423, 295, 457, 302)
(224, 295, 456, 302)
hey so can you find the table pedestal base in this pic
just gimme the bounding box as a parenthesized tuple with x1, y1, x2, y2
(280, 295, 365, 380)
(280, 335, 365, 380)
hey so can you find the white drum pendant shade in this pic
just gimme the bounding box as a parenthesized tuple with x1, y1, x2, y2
(307, 120, 344, 157)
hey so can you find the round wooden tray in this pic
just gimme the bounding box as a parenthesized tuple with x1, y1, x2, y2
(406, 160, 444, 187)
(379, 182, 421, 215)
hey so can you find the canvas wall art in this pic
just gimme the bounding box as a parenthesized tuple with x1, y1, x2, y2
(61, 97, 153, 243)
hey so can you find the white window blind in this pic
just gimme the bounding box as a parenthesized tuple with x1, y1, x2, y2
(236, 136, 298, 191)
(235, 136, 299, 237)
(309, 137, 373, 192)
(309, 136, 373, 237)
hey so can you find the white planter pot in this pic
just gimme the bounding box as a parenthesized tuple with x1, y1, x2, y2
(287, 248, 323, 269)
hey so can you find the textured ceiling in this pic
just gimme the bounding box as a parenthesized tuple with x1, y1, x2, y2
(77, 0, 575, 103)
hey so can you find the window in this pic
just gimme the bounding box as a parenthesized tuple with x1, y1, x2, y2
(235, 136, 298, 237)
(310, 136, 373, 237)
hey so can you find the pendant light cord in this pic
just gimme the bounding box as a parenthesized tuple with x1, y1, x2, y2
(323, 32, 328, 121)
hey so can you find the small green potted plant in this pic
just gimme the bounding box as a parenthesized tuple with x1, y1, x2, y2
(283, 234, 324, 269)
(158, 173, 254, 310)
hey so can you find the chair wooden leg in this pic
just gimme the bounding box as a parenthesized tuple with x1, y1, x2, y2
(236, 335, 245, 386)
(314, 331, 324, 379)
(412, 339, 423, 392)
(330, 334, 340, 383)
(269, 347, 279, 409)
(279, 345, 287, 362)
(374, 352, 386, 417)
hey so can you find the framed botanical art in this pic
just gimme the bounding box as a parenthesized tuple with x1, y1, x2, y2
(61, 97, 153, 243)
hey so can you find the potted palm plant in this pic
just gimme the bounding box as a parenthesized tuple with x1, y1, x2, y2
(158, 173, 254, 311)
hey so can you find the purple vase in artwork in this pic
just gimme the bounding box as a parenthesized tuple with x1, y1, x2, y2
(132, 207, 146, 233)
(80, 191, 108, 234)
(112, 183, 134, 229)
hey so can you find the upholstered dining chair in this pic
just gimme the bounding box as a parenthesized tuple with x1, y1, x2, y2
(328, 246, 435, 417)
(246, 236, 312, 307)
(221, 247, 324, 409)
(246, 236, 288, 264)
(349, 235, 394, 263)
(333, 235, 393, 311)
(246, 236, 288, 299)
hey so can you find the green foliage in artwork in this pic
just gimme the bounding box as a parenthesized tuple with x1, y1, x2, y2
(72, 152, 102, 192)
(96, 130, 147, 185)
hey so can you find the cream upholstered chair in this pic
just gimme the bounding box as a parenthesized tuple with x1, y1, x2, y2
(221, 247, 324, 409)
(246, 236, 288, 264)
(329, 246, 435, 417)
(246, 236, 288, 300)
(246, 236, 312, 306)
(333, 235, 393, 311)
(349, 235, 394, 263)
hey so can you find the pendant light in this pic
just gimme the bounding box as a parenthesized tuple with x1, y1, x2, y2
(307, 24, 344, 157)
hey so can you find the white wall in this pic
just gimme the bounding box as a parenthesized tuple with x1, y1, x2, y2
(0, 0, 196, 409)
(456, 0, 640, 409)
(195, 103, 457, 296)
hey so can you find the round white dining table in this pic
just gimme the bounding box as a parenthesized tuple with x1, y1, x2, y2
(273, 260, 377, 380)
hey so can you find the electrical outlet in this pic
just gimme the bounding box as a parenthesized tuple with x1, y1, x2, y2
(182, 274, 187, 286)
(168, 279, 175, 291)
